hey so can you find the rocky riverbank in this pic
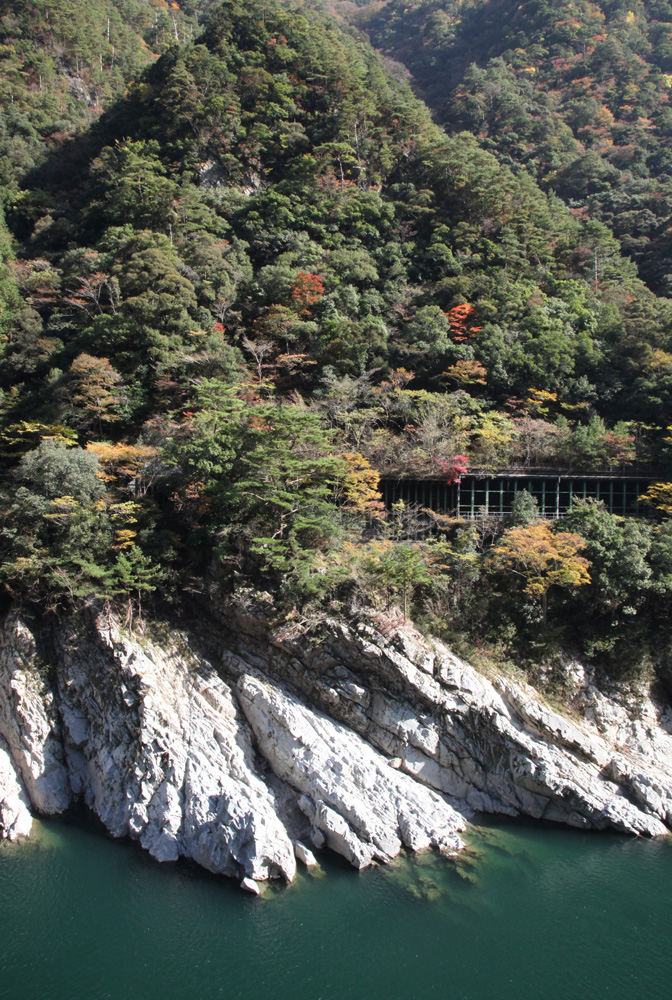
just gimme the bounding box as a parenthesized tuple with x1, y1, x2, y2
(1, 606, 671, 890)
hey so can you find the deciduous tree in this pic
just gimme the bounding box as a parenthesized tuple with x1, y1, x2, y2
(67, 353, 125, 433)
(488, 523, 590, 620)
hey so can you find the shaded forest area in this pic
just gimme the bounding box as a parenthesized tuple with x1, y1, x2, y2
(357, 0, 672, 295)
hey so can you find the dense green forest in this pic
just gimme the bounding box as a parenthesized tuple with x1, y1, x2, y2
(0, 0, 203, 205)
(357, 0, 672, 295)
(2, 0, 672, 689)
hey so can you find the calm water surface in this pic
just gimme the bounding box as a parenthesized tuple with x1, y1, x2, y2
(1, 809, 670, 1000)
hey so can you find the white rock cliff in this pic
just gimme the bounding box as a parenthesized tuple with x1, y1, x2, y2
(1, 608, 671, 888)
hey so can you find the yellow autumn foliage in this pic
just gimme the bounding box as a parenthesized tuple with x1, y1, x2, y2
(489, 524, 591, 605)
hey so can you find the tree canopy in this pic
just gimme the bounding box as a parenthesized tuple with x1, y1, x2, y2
(0, 0, 671, 682)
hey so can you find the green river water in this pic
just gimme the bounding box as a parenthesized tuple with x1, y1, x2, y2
(1, 809, 670, 1000)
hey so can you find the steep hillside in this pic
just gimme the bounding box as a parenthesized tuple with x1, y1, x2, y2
(8, 0, 669, 424)
(360, 0, 672, 294)
(2, 0, 672, 679)
(0, 0, 200, 204)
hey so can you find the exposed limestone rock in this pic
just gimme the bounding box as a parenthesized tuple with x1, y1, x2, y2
(198, 158, 227, 188)
(0, 734, 32, 840)
(222, 609, 672, 840)
(2, 607, 672, 885)
(241, 877, 262, 895)
(236, 671, 467, 868)
(0, 616, 70, 816)
(567, 664, 672, 828)
(198, 159, 264, 195)
(294, 841, 318, 867)
(56, 622, 296, 882)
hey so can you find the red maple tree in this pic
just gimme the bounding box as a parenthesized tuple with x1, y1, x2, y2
(444, 303, 482, 343)
(290, 271, 325, 314)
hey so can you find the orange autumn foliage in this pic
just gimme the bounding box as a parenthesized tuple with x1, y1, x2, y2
(290, 271, 325, 314)
(444, 303, 482, 342)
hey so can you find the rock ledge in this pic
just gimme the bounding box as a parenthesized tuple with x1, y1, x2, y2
(1, 610, 671, 887)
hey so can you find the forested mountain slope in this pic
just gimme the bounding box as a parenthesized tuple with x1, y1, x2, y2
(357, 0, 672, 294)
(6, 0, 671, 429)
(2, 0, 672, 681)
(0, 0, 201, 204)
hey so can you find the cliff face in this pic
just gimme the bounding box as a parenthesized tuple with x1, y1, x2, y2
(1, 608, 671, 889)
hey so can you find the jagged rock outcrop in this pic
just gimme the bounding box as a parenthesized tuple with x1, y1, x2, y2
(566, 662, 672, 828)
(0, 616, 70, 820)
(236, 671, 466, 867)
(57, 622, 297, 882)
(221, 607, 672, 838)
(1, 607, 671, 889)
(0, 735, 32, 840)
